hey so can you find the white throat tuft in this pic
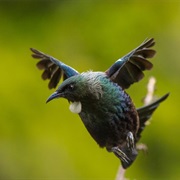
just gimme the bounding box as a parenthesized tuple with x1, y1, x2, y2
(69, 101, 82, 114)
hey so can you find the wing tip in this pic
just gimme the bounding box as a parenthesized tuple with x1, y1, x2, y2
(30, 48, 43, 59)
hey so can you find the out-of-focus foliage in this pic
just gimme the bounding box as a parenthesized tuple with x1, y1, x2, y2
(0, 0, 179, 179)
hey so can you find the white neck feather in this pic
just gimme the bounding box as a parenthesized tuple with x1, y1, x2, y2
(69, 101, 82, 114)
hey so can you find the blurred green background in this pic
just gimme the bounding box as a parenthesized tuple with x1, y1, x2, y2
(0, 0, 179, 179)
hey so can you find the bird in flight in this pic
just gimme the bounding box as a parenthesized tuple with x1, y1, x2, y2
(31, 38, 169, 169)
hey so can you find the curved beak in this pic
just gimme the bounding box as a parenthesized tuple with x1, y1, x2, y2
(46, 91, 62, 103)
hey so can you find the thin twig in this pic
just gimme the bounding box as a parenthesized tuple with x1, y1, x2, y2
(115, 166, 126, 180)
(144, 76, 156, 105)
(115, 77, 156, 180)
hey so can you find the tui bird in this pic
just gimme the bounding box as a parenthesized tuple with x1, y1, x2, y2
(31, 38, 169, 169)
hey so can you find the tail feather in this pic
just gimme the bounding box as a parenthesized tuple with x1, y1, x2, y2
(136, 93, 169, 142)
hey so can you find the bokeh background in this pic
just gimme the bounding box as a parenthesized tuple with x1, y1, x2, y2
(0, 0, 179, 179)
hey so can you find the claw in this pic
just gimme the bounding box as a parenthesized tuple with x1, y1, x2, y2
(111, 147, 130, 164)
(126, 131, 135, 151)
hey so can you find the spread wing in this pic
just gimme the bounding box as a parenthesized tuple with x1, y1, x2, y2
(106, 38, 156, 89)
(31, 48, 79, 89)
(136, 93, 169, 142)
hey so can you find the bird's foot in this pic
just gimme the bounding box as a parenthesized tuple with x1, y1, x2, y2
(126, 131, 135, 151)
(111, 146, 130, 164)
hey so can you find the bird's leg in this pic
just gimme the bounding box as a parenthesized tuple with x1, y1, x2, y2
(111, 146, 130, 164)
(126, 131, 135, 152)
(108, 132, 138, 169)
(109, 132, 136, 165)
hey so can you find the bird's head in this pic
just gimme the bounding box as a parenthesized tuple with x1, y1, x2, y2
(46, 72, 104, 114)
(46, 75, 85, 103)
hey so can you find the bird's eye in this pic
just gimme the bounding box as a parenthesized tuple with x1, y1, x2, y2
(61, 83, 75, 93)
(68, 84, 74, 90)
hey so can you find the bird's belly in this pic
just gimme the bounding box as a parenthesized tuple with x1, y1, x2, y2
(79, 95, 139, 148)
(79, 111, 112, 147)
(79, 112, 137, 149)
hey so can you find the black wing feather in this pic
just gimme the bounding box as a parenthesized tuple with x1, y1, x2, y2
(130, 56, 153, 71)
(106, 38, 156, 89)
(31, 48, 79, 89)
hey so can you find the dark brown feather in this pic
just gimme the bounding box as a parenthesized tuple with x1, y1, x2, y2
(30, 48, 76, 89)
(36, 60, 53, 70)
(106, 38, 156, 89)
(130, 56, 153, 70)
(134, 49, 156, 58)
(48, 68, 62, 89)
